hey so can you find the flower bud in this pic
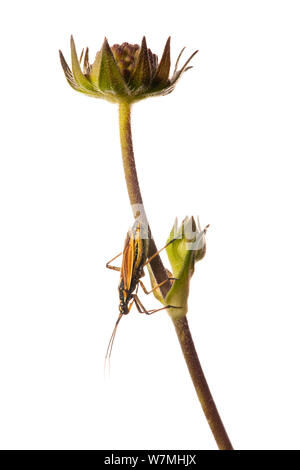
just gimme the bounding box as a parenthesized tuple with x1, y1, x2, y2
(167, 217, 208, 277)
(165, 217, 208, 319)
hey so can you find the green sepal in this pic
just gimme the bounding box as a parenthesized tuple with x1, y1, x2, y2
(98, 38, 129, 97)
(70, 36, 95, 92)
(166, 249, 194, 319)
(163, 219, 194, 319)
(59, 50, 81, 91)
(89, 50, 102, 85)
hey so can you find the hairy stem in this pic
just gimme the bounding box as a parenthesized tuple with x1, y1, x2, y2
(118, 100, 233, 450)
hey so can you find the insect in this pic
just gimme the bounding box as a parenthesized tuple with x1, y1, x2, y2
(105, 221, 179, 362)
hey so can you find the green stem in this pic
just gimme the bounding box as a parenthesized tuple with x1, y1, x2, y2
(118, 100, 233, 450)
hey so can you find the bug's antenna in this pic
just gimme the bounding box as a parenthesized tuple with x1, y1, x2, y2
(104, 313, 123, 375)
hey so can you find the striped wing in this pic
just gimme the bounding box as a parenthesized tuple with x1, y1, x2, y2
(120, 223, 148, 294)
(121, 233, 135, 292)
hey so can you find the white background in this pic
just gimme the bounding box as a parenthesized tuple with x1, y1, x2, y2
(0, 0, 300, 450)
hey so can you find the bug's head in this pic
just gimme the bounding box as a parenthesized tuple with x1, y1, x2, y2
(119, 301, 129, 315)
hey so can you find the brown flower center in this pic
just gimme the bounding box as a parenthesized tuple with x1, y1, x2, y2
(111, 42, 158, 83)
(111, 43, 140, 82)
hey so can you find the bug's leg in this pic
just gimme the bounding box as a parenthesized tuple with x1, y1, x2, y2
(132, 294, 147, 314)
(142, 238, 177, 268)
(138, 278, 176, 295)
(146, 305, 182, 315)
(132, 294, 181, 315)
(106, 251, 122, 272)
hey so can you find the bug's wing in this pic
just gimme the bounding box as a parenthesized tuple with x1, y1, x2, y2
(121, 234, 135, 291)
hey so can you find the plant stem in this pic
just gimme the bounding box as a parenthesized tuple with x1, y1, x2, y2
(118, 101, 171, 297)
(118, 100, 233, 450)
(173, 317, 233, 450)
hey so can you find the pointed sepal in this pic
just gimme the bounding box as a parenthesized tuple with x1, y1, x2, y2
(59, 50, 80, 91)
(89, 50, 102, 85)
(98, 38, 129, 97)
(83, 48, 90, 74)
(130, 37, 151, 89)
(70, 36, 95, 92)
(152, 37, 171, 87)
(171, 49, 198, 85)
